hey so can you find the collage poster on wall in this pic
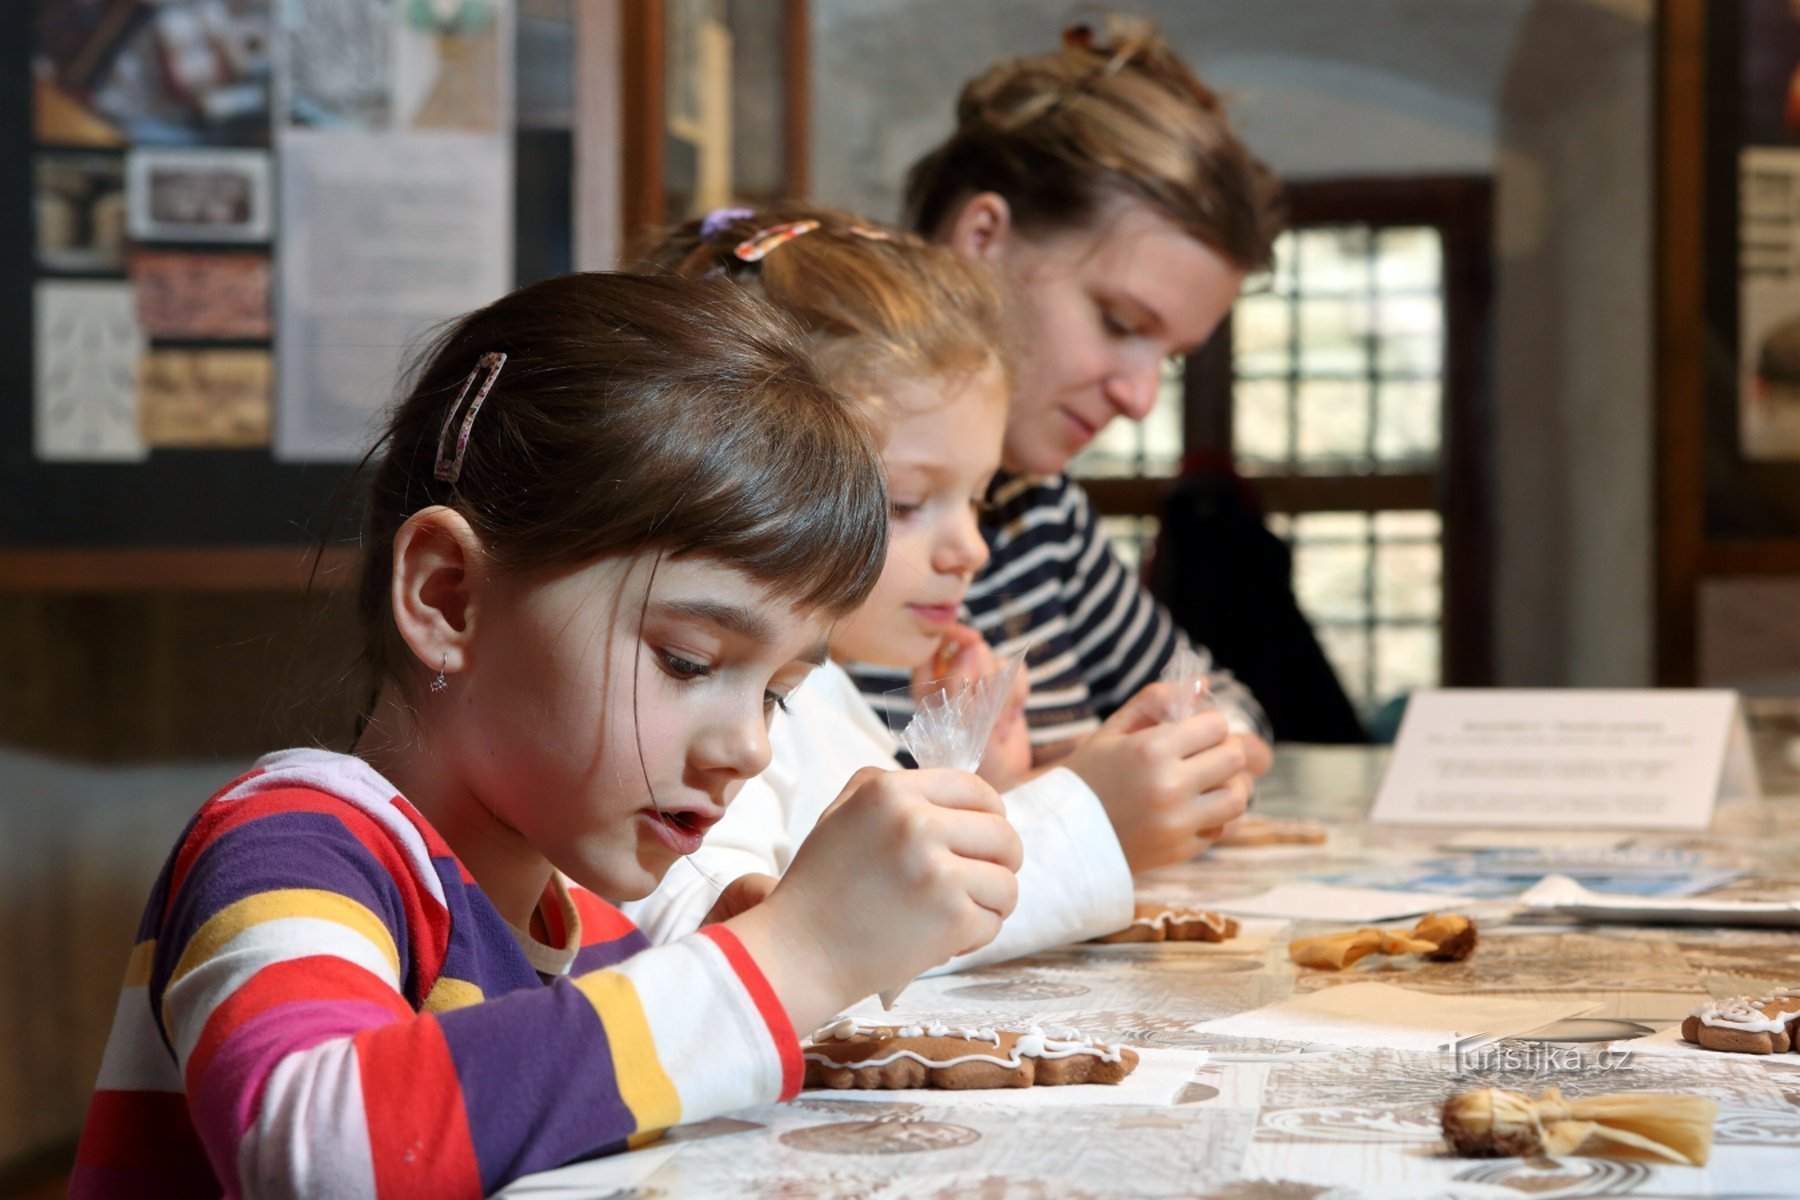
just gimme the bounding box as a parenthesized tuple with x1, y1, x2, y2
(28, 0, 513, 464)
(274, 0, 514, 460)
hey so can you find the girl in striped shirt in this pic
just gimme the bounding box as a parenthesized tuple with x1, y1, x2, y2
(859, 12, 1284, 768)
(72, 273, 1020, 1198)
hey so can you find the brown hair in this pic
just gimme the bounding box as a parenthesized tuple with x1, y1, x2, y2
(903, 12, 1282, 272)
(642, 207, 1009, 428)
(351, 272, 888, 725)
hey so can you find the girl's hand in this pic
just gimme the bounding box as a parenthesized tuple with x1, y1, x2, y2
(913, 625, 1032, 789)
(726, 766, 1021, 1033)
(701, 872, 778, 925)
(1061, 682, 1252, 873)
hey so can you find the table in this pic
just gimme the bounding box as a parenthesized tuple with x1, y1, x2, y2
(505, 742, 1800, 1199)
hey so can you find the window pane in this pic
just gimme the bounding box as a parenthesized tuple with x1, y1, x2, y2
(1297, 296, 1368, 375)
(1372, 379, 1442, 463)
(1318, 624, 1371, 710)
(1263, 232, 1299, 297)
(1374, 624, 1440, 705)
(1234, 294, 1291, 376)
(1296, 379, 1371, 465)
(1141, 359, 1185, 473)
(1293, 539, 1368, 622)
(1233, 378, 1290, 466)
(1374, 228, 1442, 292)
(1377, 295, 1443, 377)
(1101, 515, 1159, 578)
(1373, 509, 1442, 541)
(1374, 541, 1441, 621)
(1294, 511, 1368, 543)
(1296, 227, 1371, 294)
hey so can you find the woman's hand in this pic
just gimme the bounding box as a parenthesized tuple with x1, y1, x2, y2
(1061, 682, 1252, 873)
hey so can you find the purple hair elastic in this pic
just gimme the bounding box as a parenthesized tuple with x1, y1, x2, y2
(701, 206, 755, 239)
(433, 351, 507, 485)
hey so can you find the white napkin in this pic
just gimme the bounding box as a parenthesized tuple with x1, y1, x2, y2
(496, 1143, 679, 1196)
(1519, 874, 1800, 927)
(1620, 1022, 1800, 1069)
(800, 1044, 1207, 1109)
(1215, 883, 1468, 923)
(1188, 982, 1596, 1052)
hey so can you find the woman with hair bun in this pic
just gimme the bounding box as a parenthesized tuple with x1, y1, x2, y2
(851, 11, 1283, 787)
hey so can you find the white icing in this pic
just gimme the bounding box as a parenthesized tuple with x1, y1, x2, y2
(804, 1020, 1125, 1071)
(1696, 995, 1796, 1033)
(1130, 907, 1230, 934)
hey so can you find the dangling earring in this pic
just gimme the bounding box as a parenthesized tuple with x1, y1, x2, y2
(431, 654, 448, 694)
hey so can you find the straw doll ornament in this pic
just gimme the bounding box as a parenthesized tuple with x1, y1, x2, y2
(1441, 1087, 1717, 1166)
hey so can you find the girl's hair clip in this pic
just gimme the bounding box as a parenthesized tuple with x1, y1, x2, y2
(700, 205, 756, 239)
(733, 219, 821, 263)
(847, 223, 896, 242)
(433, 351, 507, 484)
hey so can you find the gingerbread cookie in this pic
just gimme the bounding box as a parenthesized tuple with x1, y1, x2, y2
(1213, 814, 1328, 848)
(1680, 988, 1800, 1055)
(1289, 912, 1477, 970)
(1092, 901, 1239, 944)
(803, 1020, 1139, 1090)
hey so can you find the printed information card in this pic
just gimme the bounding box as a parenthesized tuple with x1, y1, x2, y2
(1371, 690, 1756, 831)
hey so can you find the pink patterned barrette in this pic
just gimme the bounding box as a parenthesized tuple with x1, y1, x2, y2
(433, 351, 507, 485)
(733, 219, 821, 262)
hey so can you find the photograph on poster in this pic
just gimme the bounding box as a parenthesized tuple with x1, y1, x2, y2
(128, 249, 271, 339)
(34, 281, 146, 462)
(287, 0, 394, 129)
(34, 153, 127, 273)
(139, 348, 272, 448)
(397, 0, 505, 133)
(33, 0, 271, 147)
(126, 148, 272, 243)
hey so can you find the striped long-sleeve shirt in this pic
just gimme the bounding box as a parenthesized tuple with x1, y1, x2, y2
(852, 472, 1188, 755)
(72, 748, 799, 1199)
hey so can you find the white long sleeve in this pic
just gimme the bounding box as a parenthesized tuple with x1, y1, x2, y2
(623, 662, 1134, 969)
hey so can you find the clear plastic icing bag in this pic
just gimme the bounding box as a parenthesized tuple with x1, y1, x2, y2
(899, 651, 1027, 772)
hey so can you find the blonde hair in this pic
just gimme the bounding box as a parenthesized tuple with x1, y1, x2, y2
(643, 208, 1010, 430)
(904, 12, 1281, 272)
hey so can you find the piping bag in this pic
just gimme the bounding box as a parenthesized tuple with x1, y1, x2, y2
(1158, 642, 1268, 805)
(878, 651, 1026, 1009)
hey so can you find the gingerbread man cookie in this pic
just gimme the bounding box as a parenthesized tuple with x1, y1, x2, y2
(803, 1020, 1140, 1090)
(1680, 988, 1800, 1055)
(1091, 901, 1239, 944)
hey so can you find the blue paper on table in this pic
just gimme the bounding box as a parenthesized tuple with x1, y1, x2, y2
(1312, 854, 1743, 900)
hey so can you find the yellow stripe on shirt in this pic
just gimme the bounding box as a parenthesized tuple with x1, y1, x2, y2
(167, 888, 402, 992)
(574, 970, 681, 1140)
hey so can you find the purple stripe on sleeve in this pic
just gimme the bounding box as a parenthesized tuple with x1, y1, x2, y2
(152, 811, 414, 1030)
(437, 977, 629, 1190)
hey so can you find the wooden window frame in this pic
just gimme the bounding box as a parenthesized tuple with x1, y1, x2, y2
(1083, 175, 1495, 687)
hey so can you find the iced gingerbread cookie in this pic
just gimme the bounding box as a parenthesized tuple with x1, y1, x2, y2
(1680, 988, 1800, 1055)
(1091, 901, 1239, 944)
(803, 1020, 1140, 1090)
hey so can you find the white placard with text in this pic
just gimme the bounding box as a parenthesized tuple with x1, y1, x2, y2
(1370, 690, 1756, 830)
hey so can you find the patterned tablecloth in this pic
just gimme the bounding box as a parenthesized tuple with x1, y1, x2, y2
(504, 741, 1800, 1200)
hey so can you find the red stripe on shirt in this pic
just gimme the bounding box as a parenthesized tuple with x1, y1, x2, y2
(356, 1013, 483, 1199)
(697, 925, 801, 1099)
(185, 955, 412, 1096)
(166, 790, 454, 1000)
(570, 888, 640, 948)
